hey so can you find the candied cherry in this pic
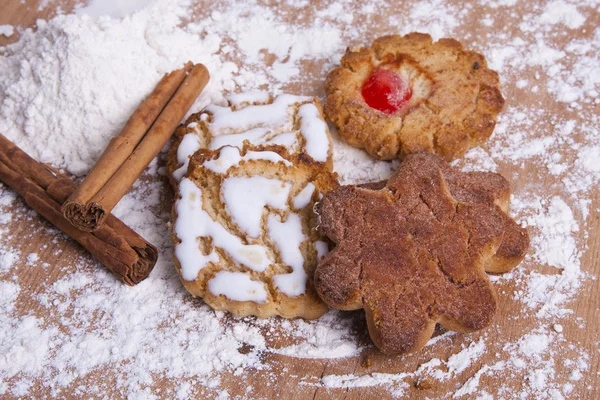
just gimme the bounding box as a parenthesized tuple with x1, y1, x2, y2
(361, 69, 412, 114)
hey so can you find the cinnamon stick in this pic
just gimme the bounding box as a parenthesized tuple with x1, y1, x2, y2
(63, 62, 210, 232)
(0, 133, 157, 285)
(63, 61, 193, 226)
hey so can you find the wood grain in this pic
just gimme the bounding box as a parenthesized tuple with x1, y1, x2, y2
(1, 1, 598, 399)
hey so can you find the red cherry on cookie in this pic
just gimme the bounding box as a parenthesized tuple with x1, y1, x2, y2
(362, 69, 412, 114)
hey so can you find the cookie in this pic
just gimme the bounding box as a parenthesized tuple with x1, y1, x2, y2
(314, 153, 529, 354)
(167, 91, 333, 187)
(173, 145, 337, 319)
(325, 33, 504, 161)
(169, 92, 338, 319)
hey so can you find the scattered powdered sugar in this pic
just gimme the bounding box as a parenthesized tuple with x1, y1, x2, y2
(446, 340, 487, 376)
(538, 1, 586, 30)
(454, 147, 498, 172)
(0, 282, 19, 314)
(267, 312, 362, 358)
(461, 328, 592, 398)
(511, 196, 585, 316)
(320, 338, 487, 396)
(0, 25, 15, 38)
(0, 250, 19, 273)
(333, 133, 399, 184)
(0, 0, 598, 398)
(397, 0, 461, 40)
(452, 363, 504, 398)
(75, 0, 149, 18)
(321, 372, 411, 397)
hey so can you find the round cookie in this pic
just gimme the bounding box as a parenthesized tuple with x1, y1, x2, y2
(173, 146, 338, 319)
(168, 92, 339, 319)
(325, 32, 505, 161)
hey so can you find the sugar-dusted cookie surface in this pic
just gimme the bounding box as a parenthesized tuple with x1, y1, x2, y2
(325, 32, 504, 161)
(314, 153, 529, 354)
(167, 91, 333, 187)
(173, 146, 337, 319)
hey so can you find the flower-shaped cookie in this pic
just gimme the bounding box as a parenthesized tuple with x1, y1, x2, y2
(314, 153, 529, 354)
(325, 33, 505, 161)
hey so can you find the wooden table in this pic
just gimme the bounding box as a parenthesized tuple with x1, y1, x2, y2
(1, 1, 598, 399)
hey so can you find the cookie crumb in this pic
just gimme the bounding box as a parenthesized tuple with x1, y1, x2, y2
(553, 324, 564, 333)
(361, 355, 372, 369)
(238, 343, 254, 355)
(414, 378, 433, 390)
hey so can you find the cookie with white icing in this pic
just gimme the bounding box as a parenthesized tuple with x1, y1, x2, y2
(172, 145, 337, 319)
(167, 91, 333, 187)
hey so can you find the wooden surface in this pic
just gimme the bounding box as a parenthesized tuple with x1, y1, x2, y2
(1, 1, 599, 399)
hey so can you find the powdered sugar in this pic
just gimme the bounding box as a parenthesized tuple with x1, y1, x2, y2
(320, 338, 487, 395)
(321, 372, 411, 397)
(538, 1, 586, 30)
(511, 196, 585, 317)
(269, 312, 362, 358)
(0, 282, 19, 314)
(0, 0, 598, 398)
(0, 0, 226, 175)
(75, 0, 148, 18)
(0, 25, 15, 38)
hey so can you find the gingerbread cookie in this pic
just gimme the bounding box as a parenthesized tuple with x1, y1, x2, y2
(173, 146, 337, 319)
(314, 153, 529, 354)
(325, 33, 504, 161)
(167, 91, 333, 187)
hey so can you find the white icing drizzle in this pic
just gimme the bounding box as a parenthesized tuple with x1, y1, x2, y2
(209, 127, 270, 150)
(209, 128, 301, 151)
(205, 93, 312, 134)
(268, 213, 307, 297)
(208, 271, 268, 304)
(221, 176, 291, 238)
(314, 240, 329, 261)
(175, 178, 271, 281)
(267, 132, 298, 148)
(173, 94, 331, 184)
(292, 183, 316, 210)
(173, 133, 201, 181)
(297, 103, 330, 162)
(203, 146, 292, 174)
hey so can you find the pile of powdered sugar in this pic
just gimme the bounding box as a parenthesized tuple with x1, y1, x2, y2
(0, 0, 598, 398)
